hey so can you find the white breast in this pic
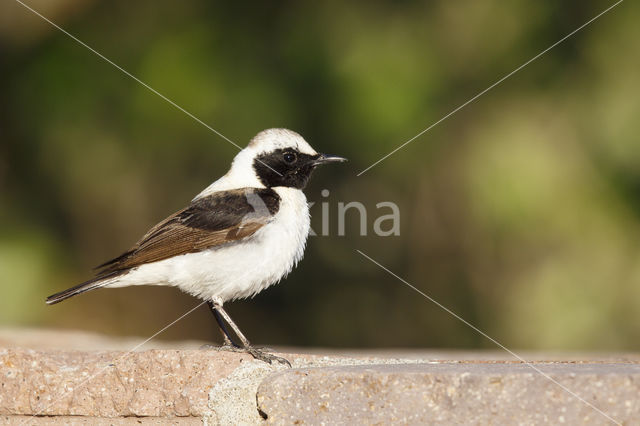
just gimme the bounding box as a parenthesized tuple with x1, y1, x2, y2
(109, 187, 311, 303)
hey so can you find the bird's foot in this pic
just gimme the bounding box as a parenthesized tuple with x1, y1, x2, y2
(200, 343, 290, 367)
(245, 347, 291, 367)
(200, 342, 291, 367)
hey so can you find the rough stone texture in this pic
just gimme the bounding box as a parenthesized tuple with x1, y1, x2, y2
(0, 330, 418, 423)
(204, 353, 426, 425)
(2, 328, 640, 425)
(257, 363, 640, 425)
(0, 347, 246, 417)
(1, 416, 202, 425)
(207, 358, 289, 425)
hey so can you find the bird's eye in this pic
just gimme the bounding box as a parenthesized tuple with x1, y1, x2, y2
(283, 152, 297, 163)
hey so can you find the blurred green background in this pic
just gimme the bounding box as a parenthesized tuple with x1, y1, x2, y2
(1, 0, 639, 350)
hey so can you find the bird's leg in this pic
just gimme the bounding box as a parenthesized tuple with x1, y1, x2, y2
(212, 302, 252, 348)
(207, 300, 238, 348)
(212, 301, 291, 367)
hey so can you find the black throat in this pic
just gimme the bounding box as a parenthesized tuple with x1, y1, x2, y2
(253, 148, 320, 189)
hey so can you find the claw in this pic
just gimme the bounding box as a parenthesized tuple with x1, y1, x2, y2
(247, 347, 291, 367)
(201, 344, 291, 366)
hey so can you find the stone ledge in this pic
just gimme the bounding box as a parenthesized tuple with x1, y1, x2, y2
(0, 347, 424, 424)
(1, 416, 202, 425)
(257, 363, 640, 425)
(0, 348, 244, 418)
(1, 328, 639, 424)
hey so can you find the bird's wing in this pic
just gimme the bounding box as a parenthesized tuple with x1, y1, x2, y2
(96, 187, 281, 274)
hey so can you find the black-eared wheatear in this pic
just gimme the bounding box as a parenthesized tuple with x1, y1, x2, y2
(46, 128, 346, 365)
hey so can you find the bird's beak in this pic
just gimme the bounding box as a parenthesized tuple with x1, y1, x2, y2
(313, 153, 348, 165)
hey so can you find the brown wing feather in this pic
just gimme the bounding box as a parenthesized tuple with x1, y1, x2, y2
(97, 188, 280, 274)
(115, 220, 264, 269)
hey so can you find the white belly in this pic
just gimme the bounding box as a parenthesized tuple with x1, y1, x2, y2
(107, 187, 310, 302)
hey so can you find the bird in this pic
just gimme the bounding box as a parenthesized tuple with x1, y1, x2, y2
(46, 128, 346, 365)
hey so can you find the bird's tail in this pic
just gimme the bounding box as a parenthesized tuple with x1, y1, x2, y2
(45, 271, 122, 305)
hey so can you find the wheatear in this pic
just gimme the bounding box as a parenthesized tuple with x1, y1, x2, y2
(47, 128, 346, 365)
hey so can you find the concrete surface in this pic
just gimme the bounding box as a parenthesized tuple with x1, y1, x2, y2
(1, 416, 202, 425)
(0, 347, 242, 417)
(258, 363, 640, 425)
(1, 328, 638, 425)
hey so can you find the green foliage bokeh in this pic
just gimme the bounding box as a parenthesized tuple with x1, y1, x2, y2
(1, 0, 639, 350)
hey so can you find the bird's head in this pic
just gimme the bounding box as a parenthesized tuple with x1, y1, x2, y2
(231, 129, 346, 189)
